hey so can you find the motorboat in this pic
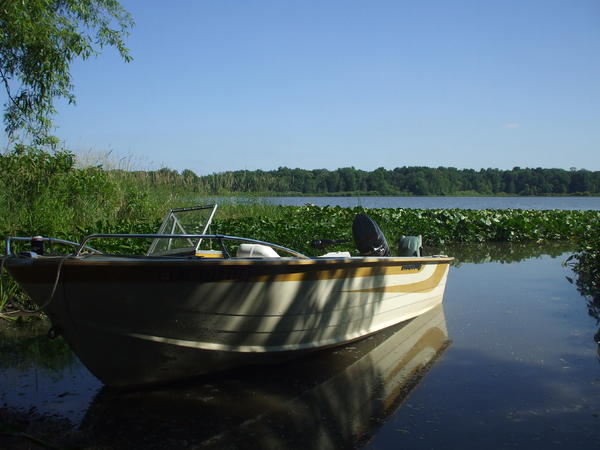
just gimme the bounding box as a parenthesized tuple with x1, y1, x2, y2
(2, 205, 452, 387)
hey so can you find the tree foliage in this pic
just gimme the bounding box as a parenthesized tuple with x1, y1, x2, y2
(567, 223, 600, 305)
(0, 0, 133, 144)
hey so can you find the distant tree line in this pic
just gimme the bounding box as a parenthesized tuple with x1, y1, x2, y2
(124, 166, 600, 196)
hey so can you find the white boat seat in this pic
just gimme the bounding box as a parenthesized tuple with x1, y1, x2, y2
(319, 251, 352, 257)
(236, 243, 280, 258)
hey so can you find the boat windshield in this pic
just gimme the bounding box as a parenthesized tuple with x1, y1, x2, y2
(146, 205, 218, 256)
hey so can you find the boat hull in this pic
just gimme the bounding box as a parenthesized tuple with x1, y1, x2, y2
(5, 255, 451, 387)
(81, 304, 449, 448)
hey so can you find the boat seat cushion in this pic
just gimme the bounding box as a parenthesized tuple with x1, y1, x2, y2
(319, 251, 352, 257)
(236, 243, 280, 258)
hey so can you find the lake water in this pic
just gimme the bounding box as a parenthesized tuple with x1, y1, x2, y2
(252, 196, 600, 210)
(1, 243, 599, 449)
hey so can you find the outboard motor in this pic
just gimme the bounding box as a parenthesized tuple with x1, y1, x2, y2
(352, 213, 390, 256)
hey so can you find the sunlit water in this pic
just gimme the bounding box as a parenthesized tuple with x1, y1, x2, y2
(1, 243, 598, 449)
(244, 196, 600, 210)
(369, 247, 600, 449)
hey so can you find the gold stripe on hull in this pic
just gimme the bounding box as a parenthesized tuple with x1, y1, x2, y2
(341, 264, 448, 294)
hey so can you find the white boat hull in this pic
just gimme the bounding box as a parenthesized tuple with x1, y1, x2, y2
(6, 255, 451, 387)
(81, 304, 449, 448)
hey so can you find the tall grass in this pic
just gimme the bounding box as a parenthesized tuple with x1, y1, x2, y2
(0, 146, 184, 313)
(0, 146, 188, 237)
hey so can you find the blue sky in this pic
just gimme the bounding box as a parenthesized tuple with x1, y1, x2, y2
(8, 0, 600, 174)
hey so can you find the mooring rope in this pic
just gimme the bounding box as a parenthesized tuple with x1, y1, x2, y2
(0, 253, 69, 315)
(0, 255, 6, 308)
(23, 255, 69, 314)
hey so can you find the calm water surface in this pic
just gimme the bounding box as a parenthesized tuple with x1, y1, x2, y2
(1, 243, 599, 449)
(257, 196, 600, 210)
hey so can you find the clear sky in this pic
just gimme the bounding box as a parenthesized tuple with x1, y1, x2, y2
(9, 0, 600, 174)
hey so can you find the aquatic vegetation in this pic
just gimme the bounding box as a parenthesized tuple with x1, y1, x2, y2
(213, 206, 600, 256)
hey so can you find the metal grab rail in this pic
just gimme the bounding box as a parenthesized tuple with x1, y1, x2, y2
(4, 236, 102, 257)
(75, 233, 309, 259)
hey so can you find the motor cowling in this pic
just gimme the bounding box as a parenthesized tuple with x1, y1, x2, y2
(352, 213, 390, 256)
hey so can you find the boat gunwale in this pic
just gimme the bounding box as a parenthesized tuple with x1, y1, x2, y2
(3, 254, 452, 286)
(3, 254, 453, 266)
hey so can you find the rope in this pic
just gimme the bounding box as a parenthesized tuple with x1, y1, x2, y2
(22, 255, 68, 314)
(0, 254, 68, 315)
(0, 255, 6, 309)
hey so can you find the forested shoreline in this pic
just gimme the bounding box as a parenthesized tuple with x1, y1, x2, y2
(133, 166, 600, 196)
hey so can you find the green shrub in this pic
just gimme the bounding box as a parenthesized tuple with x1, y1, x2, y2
(566, 222, 600, 309)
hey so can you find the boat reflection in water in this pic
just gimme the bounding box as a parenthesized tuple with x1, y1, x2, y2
(82, 304, 449, 449)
